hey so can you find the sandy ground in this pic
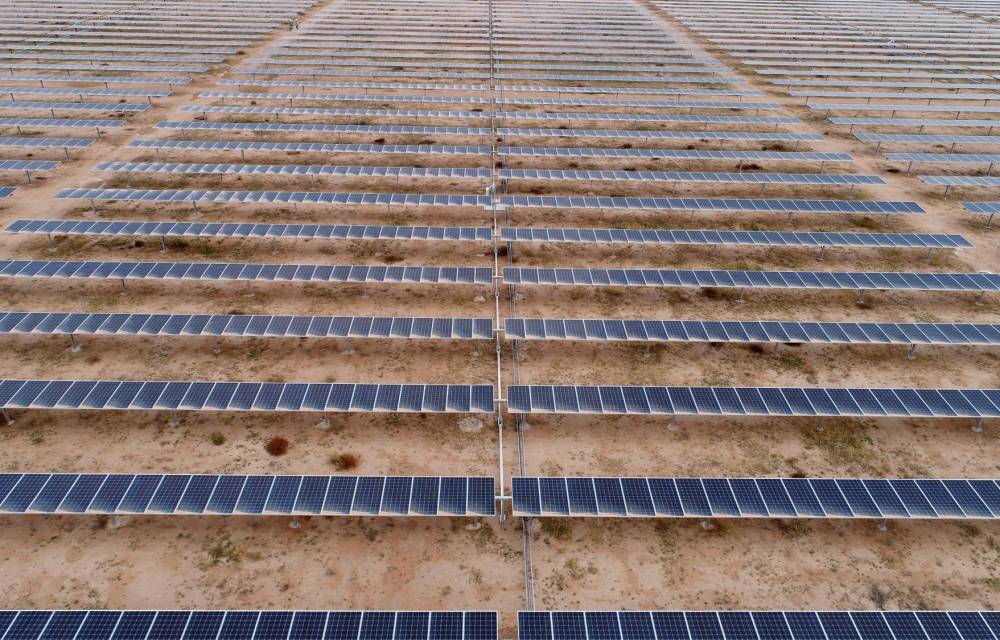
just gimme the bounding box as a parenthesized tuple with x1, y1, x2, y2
(0, 0, 997, 629)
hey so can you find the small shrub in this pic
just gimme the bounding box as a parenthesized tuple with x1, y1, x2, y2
(329, 452, 359, 470)
(540, 518, 572, 541)
(210, 432, 225, 446)
(266, 436, 289, 456)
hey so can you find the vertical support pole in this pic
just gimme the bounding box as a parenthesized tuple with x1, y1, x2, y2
(119, 278, 127, 293)
(817, 416, 826, 432)
(772, 343, 781, 358)
(46, 233, 54, 249)
(68, 333, 80, 352)
(856, 289, 865, 305)
(972, 418, 983, 433)
(878, 518, 887, 532)
(737, 288, 745, 304)
(1, 408, 11, 426)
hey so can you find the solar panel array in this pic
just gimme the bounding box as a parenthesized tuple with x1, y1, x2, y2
(0, 260, 494, 285)
(511, 476, 1000, 518)
(0, 311, 494, 340)
(505, 385, 1000, 418)
(503, 319, 1000, 346)
(517, 611, 1000, 640)
(7, 219, 493, 243)
(498, 227, 969, 250)
(503, 268, 999, 294)
(0, 473, 496, 516)
(0, 379, 495, 413)
(0, 611, 498, 640)
(3, 0, 999, 624)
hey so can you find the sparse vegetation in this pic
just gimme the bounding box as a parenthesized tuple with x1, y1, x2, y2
(207, 535, 244, 565)
(329, 452, 359, 470)
(265, 436, 289, 456)
(539, 518, 572, 541)
(210, 432, 226, 446)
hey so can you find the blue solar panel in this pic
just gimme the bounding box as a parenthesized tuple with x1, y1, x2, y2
(0, 474, 494, 516)
(521, 612, 995, 640)
(511, 477, 1000, 519)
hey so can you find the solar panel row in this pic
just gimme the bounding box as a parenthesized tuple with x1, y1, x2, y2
(0, 473, 495, 516)
(183, 106, 795, 124)
(518, 610, 1000, 640)
(503, 318, 1000, 345)
(0, 117, 121, 128)
(95, 162, 491, 179)
(6, 219, 493, 242)
(0, 260, 494, 285)
(0, 380, 495, 413)
(503, 268, 997, 293)
(0, 312, 493, 340)
(505, 385, 1000, 418)
(498, 227, 969, 249)
(510, 476, 1000, 519)
(501, 196, 923, 214)
(126, 140, 851, 161)
(0, 610, 498, 640)
(0, 101, 149, 113)
(55, 189, 493, 207)
(0, 137, 92, 148)
(499, 170, 884, 185)
(155, 121, 817, 142)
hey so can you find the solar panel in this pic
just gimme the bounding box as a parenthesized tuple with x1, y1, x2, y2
(887, 153, 1000, 165)
(94, 162, 491, 180)
(0, 187, 14, 199)
(0, 380, 495, 413)
(500, 196, 923, 215)
(0, 62, 209, 73)
(833, 117, 1000, 128)
(200, 91, 496, 104)
(505, 385, 1000, 418)
(963, 202, 1000, 215)
(499, 170, 883, 185)
(861, 134, 1000, 147)
(54, 189, 493, 208)
(497, 128, 819, 142)
(219, 79, 759, 97)
(129, 139, 493, 155)
(0, 311, 494, 340)
(503, 267, 997, 295)
(8, 219, 493, 243)
(156, 120, 495, 135)
(922, 176, 1000, 187)
(4, 73, 190, 85)
(499, 147, 851, 161)
(0, 161, 58, 171)
(0, 474, 495, 516)
(0, 137, 93, 149)
(519, 611, 995, 640)
(182, 105, 794, 125)
(512, 477, 1000, 518)
(200, 92, 775, 110)
(0, 259, 493, 286)
(0, 117, 121, 129)
(0, 86, 170, 98)
(814, 103, 1000, 114)
(504, 319, 998, 345)
(0, 101, 148, 113)
(499, 227, 967, 249)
